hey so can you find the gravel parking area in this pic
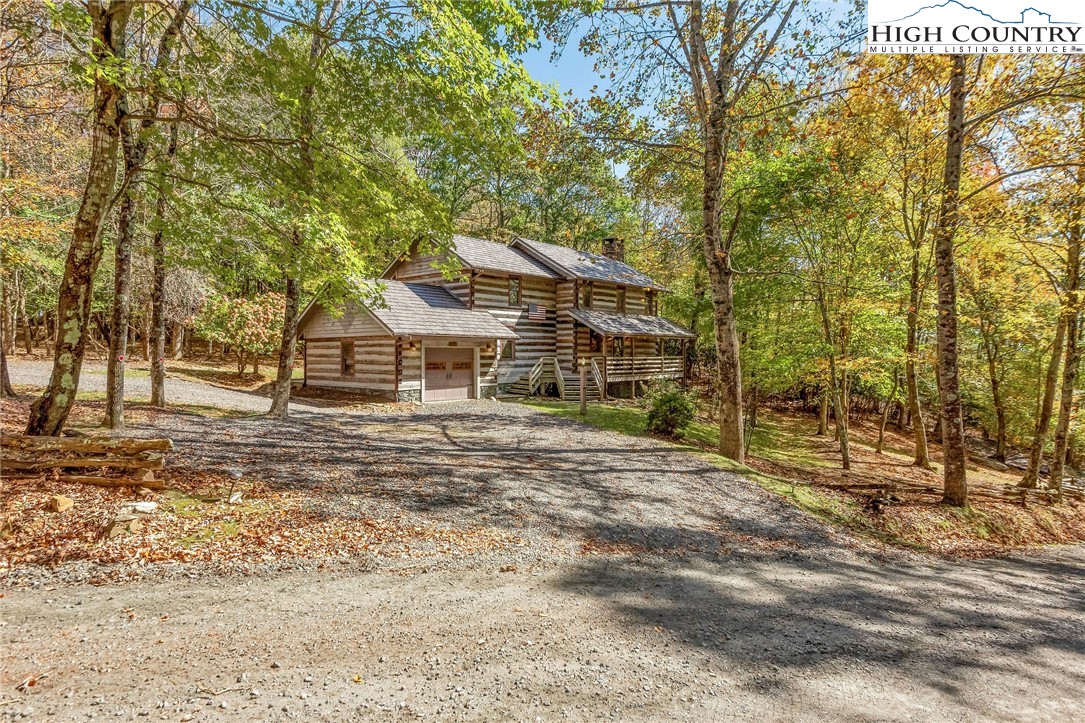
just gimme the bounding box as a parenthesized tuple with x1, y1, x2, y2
(133, 399, 844, 565)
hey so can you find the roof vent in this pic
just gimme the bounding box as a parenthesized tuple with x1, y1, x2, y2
(600, 237, 625, 263)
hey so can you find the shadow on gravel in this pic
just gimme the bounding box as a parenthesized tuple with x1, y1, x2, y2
(553, 548, 1085, 717)
(138, 404, 835, 554)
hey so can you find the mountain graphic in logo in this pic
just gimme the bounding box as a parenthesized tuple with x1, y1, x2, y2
(884, 1, 1073, 25)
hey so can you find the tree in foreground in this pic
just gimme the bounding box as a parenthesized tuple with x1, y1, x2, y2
(25, 1, 134, 436)
(561, 0, 851, 462)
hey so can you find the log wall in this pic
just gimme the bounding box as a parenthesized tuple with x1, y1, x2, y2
(305, 336, 397, 394)
(389, 249, 470, 305)
(302, 301, 386, 338)
(471, 273, 557, 385)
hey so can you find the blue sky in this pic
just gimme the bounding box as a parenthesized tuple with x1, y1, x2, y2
(517, 34, 608, 101)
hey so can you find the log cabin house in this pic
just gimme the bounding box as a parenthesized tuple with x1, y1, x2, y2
(297, 235, 695, 402)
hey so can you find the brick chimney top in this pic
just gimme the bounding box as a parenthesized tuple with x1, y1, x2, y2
(600, 237, 625, 263)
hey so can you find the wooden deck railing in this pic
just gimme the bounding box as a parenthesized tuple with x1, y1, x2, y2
(604, 356, 684, 381)
(590, 358, 604, 393)
(551, 358, 565, 399)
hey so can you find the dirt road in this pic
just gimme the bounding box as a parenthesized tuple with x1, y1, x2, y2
(4, 547, 1084, 721)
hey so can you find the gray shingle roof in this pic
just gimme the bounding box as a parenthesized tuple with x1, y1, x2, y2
(360, 280, 518, 340)
(512, 237, 666, 290)
(568, 309, 695, 339)
(451, 235, 561, 279)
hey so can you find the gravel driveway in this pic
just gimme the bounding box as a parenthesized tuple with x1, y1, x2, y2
(4, 548, 1084, 721)
(8, 360, 319, 415)
(5, 362, 1085, 719)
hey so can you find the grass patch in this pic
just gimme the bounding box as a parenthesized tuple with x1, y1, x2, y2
(179, 520, 242, 547)
(162, 491, 207, 518)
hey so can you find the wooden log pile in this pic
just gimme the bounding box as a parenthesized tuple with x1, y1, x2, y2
(1000, 479, 1085, 506)
(1, 435, 173, 489)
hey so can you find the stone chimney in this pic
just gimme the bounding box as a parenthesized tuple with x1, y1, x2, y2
(600, 237, 625, 263)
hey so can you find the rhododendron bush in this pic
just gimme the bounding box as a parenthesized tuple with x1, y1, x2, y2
(193, 293, 284, 374)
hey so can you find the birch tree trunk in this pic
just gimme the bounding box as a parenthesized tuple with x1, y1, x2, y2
(905, 245, 932, 467)
(103, 0, 189, 428)
(25, 1, 133, 436)
(932, 54, 969, 506)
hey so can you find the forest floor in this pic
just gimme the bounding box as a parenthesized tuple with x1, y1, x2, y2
(526, 401, 1085, 557)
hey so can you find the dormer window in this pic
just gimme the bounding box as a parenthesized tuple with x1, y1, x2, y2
(646, 290, 658, 316)
(616, 286, 626, 314)
(508, 276, 521, 307)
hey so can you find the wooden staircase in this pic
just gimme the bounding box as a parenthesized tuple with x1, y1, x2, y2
(505, 357, 601, 401)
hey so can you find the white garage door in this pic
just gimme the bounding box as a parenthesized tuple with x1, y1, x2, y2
(423, 347, 474, 402)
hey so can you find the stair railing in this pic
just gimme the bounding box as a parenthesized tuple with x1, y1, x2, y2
(590, 358, 604, 396)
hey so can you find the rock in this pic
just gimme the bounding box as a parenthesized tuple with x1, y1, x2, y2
(1004, 455, 1029, 471)
(972, 457, 1009, 472)
(138, 469, 156, 483)
(228, 492, 243, 505)
(105, 515, 143, 538)
(49, 495, 74, 513)
(120, 501, 158, 515)
(271, 661, 281, 669)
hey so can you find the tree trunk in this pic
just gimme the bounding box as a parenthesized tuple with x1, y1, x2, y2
(25, 2, 132, 436)
(1050, 200, 1083, 494)
(267, 276, 299, 417)
(1022, 317, 1066, 488)
(932, 54, 969, 506)
(0, 303, 14, 396)
(17, 273, 33, 355)
(905, 244, 932, 468)
(816, 284, 849, 469)
(150, 121, 179, 407)
(102, 0, 187, 428)
(876, 374, 900, 455)
(104, 125, 143, 429)
(702, 141, 744, 461)
(817, 389, 829, 435)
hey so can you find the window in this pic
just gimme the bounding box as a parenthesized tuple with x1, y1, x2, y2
(340, 341, 355, 376)
(616, 286, 626, 314)
(500, 339, 515, 361)
(646, 290, 658, 316)
(508, 276, 522, 307)
(613, 337, 624, 357)
(578, 281, 593, 309)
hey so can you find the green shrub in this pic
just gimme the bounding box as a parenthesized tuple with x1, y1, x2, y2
(645, 385, 696, 437)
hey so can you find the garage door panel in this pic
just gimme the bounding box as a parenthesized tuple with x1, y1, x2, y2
(424, 347, 474, 402)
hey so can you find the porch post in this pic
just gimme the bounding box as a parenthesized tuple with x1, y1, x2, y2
(682, 339, 690, 387)
(601, 335, 608, 400)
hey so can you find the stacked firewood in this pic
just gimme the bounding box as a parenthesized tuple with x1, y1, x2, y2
(1, 435, 173, 488)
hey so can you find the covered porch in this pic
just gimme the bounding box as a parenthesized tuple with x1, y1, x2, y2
(568, 309, 696, 400)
